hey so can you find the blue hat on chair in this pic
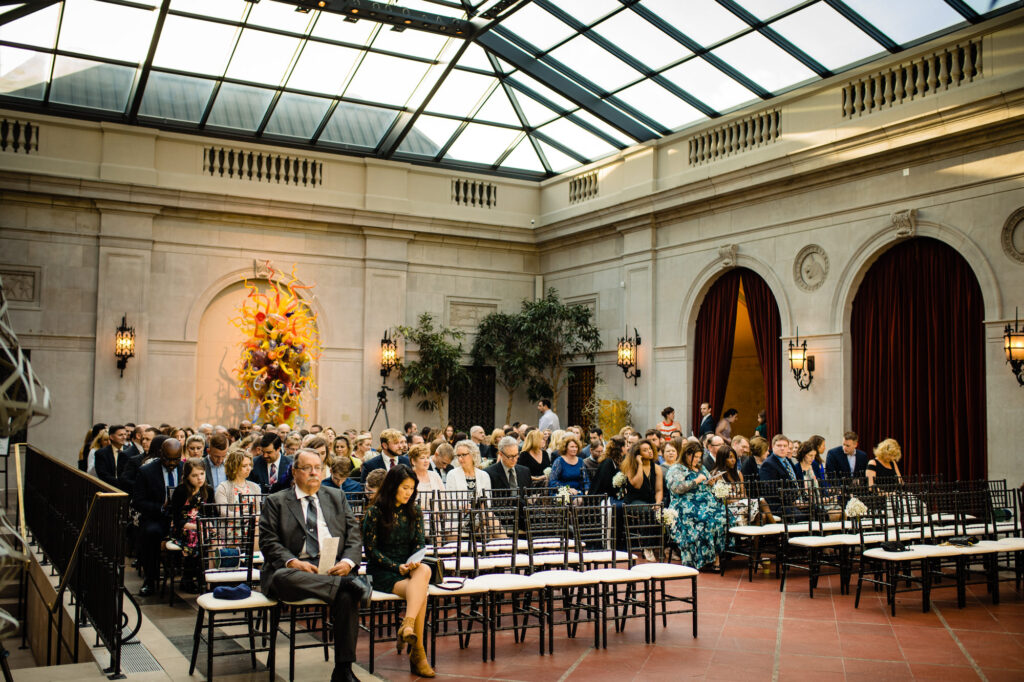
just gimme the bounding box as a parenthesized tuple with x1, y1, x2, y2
(212, 584, 252, 600)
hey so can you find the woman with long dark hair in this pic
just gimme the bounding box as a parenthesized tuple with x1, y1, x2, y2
(362, 465, 434, 677)
(590, 435, 626, 500)
(169, 457, 213, 592)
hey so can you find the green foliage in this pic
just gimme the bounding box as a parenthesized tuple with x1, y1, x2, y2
(396, 313, 468, 428)
(470, 311, 531, 425)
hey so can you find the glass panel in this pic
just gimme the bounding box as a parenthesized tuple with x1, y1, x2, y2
(964, 0, 1017, 12)
(711, 32, 816, 93)
(507, 72, 574, 111)
(49, 57, 134, 111)
(840, 0, 965, 45)
(370, 25, 449, 59)
(511, 89, 560, 127)
(425, 69, 496, 117)
(536, 117, 617, 160)
(572, 109, 634, 145)
(320, 101, 397, 148)
(0, 3, 59, 48)
(474, 87, 521, 126)
(639, 0, 746, 47)
(546, 0, 622, 25)
(205, 83, 274, 131)
(738, 0, 804, 20)
(58, 0, 158, 63)
(224, 29, 302, 86)
(153, 16, 240, 77)
(500, 137, 546, 173)
(457, 42, 494, 72)
(139, 72, 215, 123)
(396, 114, 460, 156)
(613, 79, 706, 130)
(310, 11, 377, 46)
(547, 35, 642, 93)
(265, 93, 331, 138)
(660, 58, 758, 113)
(593, 9, 690, 71)
(537, 139, 579, 173)
(0, 46, 51, 100)
(771, 3, 884, 71)
(498, 4, 575, 51)
(245, 2, 316, 34)
(170, 0, 249, 21)
(344, 52, 431, 106)
(445, 122, 519, 164)
(286, 41, 362, 95)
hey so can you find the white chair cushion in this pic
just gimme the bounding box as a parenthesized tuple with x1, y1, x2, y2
(205, 569, 260, 583)
(789, 535, 851, 548)
(630, 563, 698, 578)
(729, 525, 782, 536)
(532, 553, 571, 566)
(862, 547, 931, 561)
(996, 537, 1024, 550)
(282, 597, 328, 606)
(196, 591, 276, 611)
(441, 557, 478, 572)
(252, 551, 264, 564)
(583, 568, 647, 584)
(477, 554, 531, 571)
(371, 590, 402, 602)
(427, 578, 488, 597)
(577, 550, 635, 563)
(471, 573, 545, 591)
(533, 569, 598, 587)
(907, 544, 961, 557)
(958, 540, 1006, 555)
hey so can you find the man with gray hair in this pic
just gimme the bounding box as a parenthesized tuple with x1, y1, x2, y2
(483, 435, 530, 492)
(470, 425, 493, 461)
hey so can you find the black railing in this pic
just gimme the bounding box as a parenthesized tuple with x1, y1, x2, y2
(22, 444, 129, 678)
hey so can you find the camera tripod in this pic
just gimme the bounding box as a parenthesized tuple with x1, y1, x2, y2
(369, 384, 392, 430)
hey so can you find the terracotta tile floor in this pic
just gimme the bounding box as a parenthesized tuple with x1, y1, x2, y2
(140, 567, 1024, 681)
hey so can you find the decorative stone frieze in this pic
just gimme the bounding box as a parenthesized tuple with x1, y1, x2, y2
(451, 179, 497, 208)
(891, 209, 917, 238)
(718, 244, 739, 269)
(569, 171, 599, 204)
(793, 245, 829, 292)
(688, 109, 780, 166)
(1002, 207, 1024, 265)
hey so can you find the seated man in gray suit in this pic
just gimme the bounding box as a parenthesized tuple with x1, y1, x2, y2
(259, 449, 370, 682)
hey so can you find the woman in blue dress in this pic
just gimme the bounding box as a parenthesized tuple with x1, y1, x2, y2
(548, 434, 589, 494)
(666, 441, 727, 570)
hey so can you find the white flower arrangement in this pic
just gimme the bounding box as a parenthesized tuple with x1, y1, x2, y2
(656, 506, 679, 528)
(479, 458, 494, 469)
(612, 471, 627, 500)
(845, 497, 868, 518)
(543, 467, 552, 476)
(556, 486, 573, 506)
(711, 480, 731, 501)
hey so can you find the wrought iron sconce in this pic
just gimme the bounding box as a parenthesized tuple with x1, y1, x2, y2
(788, 327, 814, 390)
(380, 329, 399, 379)
(1005, 307, 1024, 387)
(617, 327, 641, 386)
(114, 314, 135, 378)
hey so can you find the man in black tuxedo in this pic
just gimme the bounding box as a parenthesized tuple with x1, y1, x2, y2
(484, 436, 531, 491)
(360, 429, 410, 484)
(697, 402, 715, 437)
(94, 424, 134, 492)
(249, 432, 293, 494)
(260, 450, 368, 682)
(825, 431, 869, 480)
(132, 437, 185, 596)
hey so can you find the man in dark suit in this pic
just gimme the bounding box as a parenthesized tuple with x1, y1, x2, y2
(825, 431, 869, 480)
(484, 436, 531, 491)
(249, 432, 293, 494)
(697, 402, 715, 438)
(132, 437, 185, 596)
(201, 432, 230, 491)
(427, 441, 454, 484)
(95, 424, 134, 492)
(757, 435, 799, 514)
(360, 429, 410, 484)
(260, 450, 368, 682)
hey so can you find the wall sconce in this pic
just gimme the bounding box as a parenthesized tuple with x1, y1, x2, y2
(617, 327, 641, 386)
(1005, 307, 1024, 387)
(380, 329, 398, 379)
(114, 314, 135, 378)
(787, 327, 814, 390)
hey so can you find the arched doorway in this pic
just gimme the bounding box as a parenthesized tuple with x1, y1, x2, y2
(691, 268, 782, 439)
(851, 237, 985, 480)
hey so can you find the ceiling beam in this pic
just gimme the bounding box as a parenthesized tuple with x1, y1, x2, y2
(716, 0, 832, 79)
(941, 0, 984, 22)
(0, 0, 61, 27)
(127, 0, 171, 120)
(823, 0, 900, 53)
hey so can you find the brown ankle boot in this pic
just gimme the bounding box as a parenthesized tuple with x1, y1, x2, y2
(409, 643, 435, 678)
(396, 616, 417, 653)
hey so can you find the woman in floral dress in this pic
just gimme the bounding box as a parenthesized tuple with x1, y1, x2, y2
(666, 441, 727, 570)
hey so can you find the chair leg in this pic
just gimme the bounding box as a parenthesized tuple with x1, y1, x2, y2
(854, 560, 865, 608)
(268, 606, 279, 682)
(246, 610, 257, 670)
(289, 607, 297, 682)
(691, 576, 698, 638)
(188, 607, 204, 675)
(206, 611, 215, 682)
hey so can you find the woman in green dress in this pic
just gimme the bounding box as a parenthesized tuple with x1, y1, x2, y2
(362, 464, 434, 678)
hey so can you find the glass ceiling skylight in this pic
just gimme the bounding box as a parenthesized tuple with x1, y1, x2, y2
(0, 0, 1017, 179)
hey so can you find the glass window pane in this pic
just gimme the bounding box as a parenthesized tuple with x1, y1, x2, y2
(425, 69, 496, 117)
(572, 109, 634, 145)
(153, 16, 239, 77)
(537, 139, 579, 173)
(613, 80, 706, 130)
(310, 12, 376, 46)
(593, 9, 690, 71)
(224, 29, 302, 86)
(344, 52, 431, 106)
(841, 0, 965, 45)
(58, 1, 158, 63)
(0, 46, 51, 100)
(320, 101, 397, 148)
(660, 58, 757, 112)
(245, 2, 315, 34)
(771, 4, 884, 71)
(546, 0, 622, 26)
(711, 32, 816, 93)
(0, 3, 59, 48)
(49, 57, 134, 111)
(457, 42, 494, 72)
(507, 72, 574, 112)
(370, 26, 449, 59)
(397, 114, 460, 156)
(286, 42, 362, 95)
(639, 0, 746, 47)
(139, 72, 215, 123)
(206, 83, 274, 131)
(536, 117, 617, 160)
(445, 123, 519, 164)
(512, 90, 560, 127)
(501, 137, 546, 173)
(498, 4, 575, 51)
(964, 0, 1017, 12)
(547, 35, 642, 93)
(170, 0, 249, 21)
(473, 88, 521, 126)
(265, 93, 331, 138)
(738, 0, 804, 20)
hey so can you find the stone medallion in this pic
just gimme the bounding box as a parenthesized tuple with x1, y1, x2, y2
(1002, 207, 1024, 264)
(794, 244, 829, 292)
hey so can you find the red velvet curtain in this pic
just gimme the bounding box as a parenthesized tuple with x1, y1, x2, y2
(691, 270, 742, 434)
(740, 270, 783, 439)
(851, 238, 986, 481)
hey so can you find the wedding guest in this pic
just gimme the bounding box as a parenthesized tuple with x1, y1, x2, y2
(656, 407, 681, 441)
(548, 434, 589, 494)
(445, 440, 491, 500)
(517, 429, 551, 487)
(409, 444, 445, 495)
(591, 436, 626, 501)
(168, 457, 213, 593)
(866, 438, 903, 487)
(214, 448, 261, 505)
(667, 442, 727, 571)
(621, 439, 663, 505)
(321, 455, 363, 499)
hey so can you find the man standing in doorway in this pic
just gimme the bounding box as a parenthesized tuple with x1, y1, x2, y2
(698, 402, 715, 437)
(537, 398, 560, 432)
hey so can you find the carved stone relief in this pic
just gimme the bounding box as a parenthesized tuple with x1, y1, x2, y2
(1001, 206, 1024, 264)
(449, 301, 497, 329)
(793, 245, 829, 292)
(890, 209, 917, 238)
(253, 259, 272, 279)
(0, 268, 39, 305)
(718, 243, 738, 268)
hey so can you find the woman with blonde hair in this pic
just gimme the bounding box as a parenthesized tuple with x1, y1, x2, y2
(517, 428, 551, 486)
(85, 428, 109, 476)
(547, 429, 567, 457)
(866, 438, 903, 487)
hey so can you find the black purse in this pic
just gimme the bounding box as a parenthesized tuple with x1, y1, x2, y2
(880, 541, 910, 552)
(945, 535, 979, 547)
(420, 556, 466, 591)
